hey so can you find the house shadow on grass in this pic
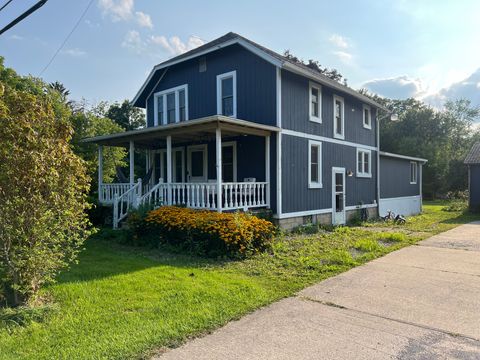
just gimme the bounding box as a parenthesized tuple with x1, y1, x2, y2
(56, 231, 232, 285)
(439, 211, 480, 226)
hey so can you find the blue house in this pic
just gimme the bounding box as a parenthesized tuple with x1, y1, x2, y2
(85, 32, 427, 229)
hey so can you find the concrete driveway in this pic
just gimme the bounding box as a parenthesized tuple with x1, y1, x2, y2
(156, 222, 480, 359)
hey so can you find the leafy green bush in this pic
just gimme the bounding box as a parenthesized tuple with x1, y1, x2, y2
(442, 200, 468, 212)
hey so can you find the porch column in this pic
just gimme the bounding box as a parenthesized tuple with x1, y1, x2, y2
(98, 145, 103, 201)
(265, 135, 270, 208)
(129, 140, 135, 184)
(216, 127, 222, 212)
(166, 135, 172, 205)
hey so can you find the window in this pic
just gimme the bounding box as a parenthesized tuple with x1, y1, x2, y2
(357, 148, 371, 178)
(217, 71, 237, 117)
(153, 84, 188, 126)
(410, 161, 417, 184)
(309, 82, 322, 123)
(333, 95, 345, 139)
(308, 140, 322, 188)
(222, 142, 237, 182)
(363, 105, 372, 129)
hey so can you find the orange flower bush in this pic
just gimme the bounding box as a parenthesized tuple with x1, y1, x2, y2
(143, 206, 276, 257)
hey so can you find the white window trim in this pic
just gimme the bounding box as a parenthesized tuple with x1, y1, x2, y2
(221, 141, 237, 182)
(363, 104, 372, 129)
(333, 95, 345, 140)
(356, 148, 372, 178)
(155, 147, 185, 183)
(309, 81, 322, 123)
(308, 140, 323, 188)
(216, 70, 237, 118)
(153, 84, 189, 126)
(187, 144, 208, 182)
(410, 161, 418, 184)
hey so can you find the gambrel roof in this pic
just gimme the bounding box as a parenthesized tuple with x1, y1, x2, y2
(465, 142, 480, 164)
(132, 32, 387, 112)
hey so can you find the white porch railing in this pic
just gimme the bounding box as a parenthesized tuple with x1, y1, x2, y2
(99, 183, 135, 204)
(103, 180, 270, 229)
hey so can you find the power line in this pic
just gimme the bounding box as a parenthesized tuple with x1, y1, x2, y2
(38, 0, 94, 76)
(0, 0, 47, 36)
(0, 0, 14, 13)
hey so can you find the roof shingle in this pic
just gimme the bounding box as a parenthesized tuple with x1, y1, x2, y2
(465, 142, 480, 164)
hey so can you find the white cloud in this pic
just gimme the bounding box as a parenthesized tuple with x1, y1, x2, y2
(61, 48, 87, 57)
(150, 35, 205, 56)
(329, 34, 349, 49)
(9, 34, 23, 41)
(98, 0, 153, 28)
(362, 75, 425, 99)
(121, 30, 146, 53)
(333, 50, 353, 65)
(135, 11, 152, 29)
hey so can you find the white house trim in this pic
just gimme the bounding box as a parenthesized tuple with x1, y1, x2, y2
(276, 67, 282, 127)
(410, 161, 418, 184)
(362, 104, 372, 130)
(153, 84, 188, 126)
(308, 140, 322, 188)
(333, 95, 345, 140)
(277, 132, 282, 215)
(380, 151, 428, 163)
(216, 71, 237, 118)
(356, 148, 372, 178)
(309, 81, 322, 123)
(273, 208, 332, 219)
(281, 129, 377, 151)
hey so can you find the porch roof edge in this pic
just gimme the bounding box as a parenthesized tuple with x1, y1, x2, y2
(81, 115, 280, 145)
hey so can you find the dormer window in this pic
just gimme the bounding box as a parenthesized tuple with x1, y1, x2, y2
(217, 71, 237, 117)
(153, 84, 189, 126)
(309, 82, 322, 123)
(363, 105, 372, 129)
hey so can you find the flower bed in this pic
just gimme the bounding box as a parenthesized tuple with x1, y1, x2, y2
(144, 206, 276, 257)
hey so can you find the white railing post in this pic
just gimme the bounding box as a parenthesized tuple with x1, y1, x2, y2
(129, 140, 135, 184)
(166, 135, 172, 205)
(216, 127, 222, 212)
(113, 193, 119, 229)
(265, 135, 270, 208)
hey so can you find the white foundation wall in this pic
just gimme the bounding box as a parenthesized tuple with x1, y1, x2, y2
(379, 195, 422, 217)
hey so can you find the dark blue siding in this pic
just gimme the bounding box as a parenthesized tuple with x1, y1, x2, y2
(281, 70, 377, 147)
(469, 165, 480, 211)
(281, 134, 377, 213)
(146, 44, 277, 127)
(380, 156, 420, 198)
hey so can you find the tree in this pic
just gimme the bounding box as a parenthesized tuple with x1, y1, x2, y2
(103, 100, 145, 131)
(0, 59, 91, 306)
(69, 106, 127, 190)
(283, 50, 345, 83)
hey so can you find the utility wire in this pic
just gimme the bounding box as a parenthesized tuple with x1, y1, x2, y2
(0, 0, 14, 13)
(39, 0, 94, 76)
(0, 0, 47, 36)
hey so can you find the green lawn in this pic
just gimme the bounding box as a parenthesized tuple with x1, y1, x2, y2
(0, 202, 478, 360)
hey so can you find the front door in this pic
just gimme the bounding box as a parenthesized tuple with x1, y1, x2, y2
(187, 145, 208, 182)
(332, 167, 346, 225)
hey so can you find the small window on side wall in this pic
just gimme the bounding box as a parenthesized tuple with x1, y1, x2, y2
(309, 82, 322, 123)
(216, 71, 237, 118)
(333, 95, 345, 139)
(308, 140, 322, 188)
(410, 162, 417, 184)
(357, 148, 371, 178)
(363, 105, 372, 129)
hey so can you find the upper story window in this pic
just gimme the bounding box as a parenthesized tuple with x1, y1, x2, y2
(363, 105, 372, 129)
(357, 148, 371, 178)
(217, 71, 237, 118)
(333, 95, 345, 140)
(309, 82, 322, 123)
(153, 84, 188, 126)
(308, 140, 323, 188)
(410, 161, 417, 184)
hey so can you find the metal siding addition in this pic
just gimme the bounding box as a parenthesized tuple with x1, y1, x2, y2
(380, 156, 420, 198)
(281, 134, 377, 214)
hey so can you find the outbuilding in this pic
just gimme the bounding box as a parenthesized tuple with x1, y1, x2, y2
(465, 142, 480, 212)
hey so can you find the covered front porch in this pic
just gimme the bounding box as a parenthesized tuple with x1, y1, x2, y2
(84, 115, 278, 228)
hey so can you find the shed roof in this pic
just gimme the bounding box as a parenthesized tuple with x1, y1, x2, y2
(464, 142, 480, 164)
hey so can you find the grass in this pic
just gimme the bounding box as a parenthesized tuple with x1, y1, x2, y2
(0, 201, 477, 360)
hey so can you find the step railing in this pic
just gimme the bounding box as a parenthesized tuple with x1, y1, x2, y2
(112, 180, 142, 229)
(99, 183, 134, 204)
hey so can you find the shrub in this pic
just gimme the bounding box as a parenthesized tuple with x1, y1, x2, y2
(143, 207, 276, 257)
(354, 238, 382, 252)
(380, 233, 406, 243)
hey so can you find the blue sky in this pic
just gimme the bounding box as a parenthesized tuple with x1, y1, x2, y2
(1, 0, 480, 108)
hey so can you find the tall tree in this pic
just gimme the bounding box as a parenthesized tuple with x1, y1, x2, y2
(104, 100, 145, 131)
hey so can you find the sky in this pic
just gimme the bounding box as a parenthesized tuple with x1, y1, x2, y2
(1, 0, 479, 110)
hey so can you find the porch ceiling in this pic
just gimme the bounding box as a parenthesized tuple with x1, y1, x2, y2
(81, 115, 280, 148)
